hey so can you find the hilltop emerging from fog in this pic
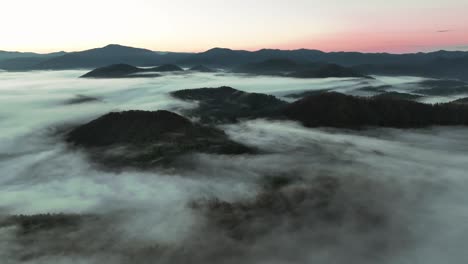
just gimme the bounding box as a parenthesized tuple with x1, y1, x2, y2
(2, 66, 468, 263)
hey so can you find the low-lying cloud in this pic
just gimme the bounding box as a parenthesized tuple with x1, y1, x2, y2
(0, 70, 467, 263)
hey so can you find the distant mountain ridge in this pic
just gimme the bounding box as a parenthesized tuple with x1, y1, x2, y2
(180, 47, 468, 67)
(1, 44, 468, 80)
(0, 44, 192, 70)
(0, 50, 66, 61)
(233, 59, 371, 79)
(0, 51, 67, 71)
(34, 44, 191, 70)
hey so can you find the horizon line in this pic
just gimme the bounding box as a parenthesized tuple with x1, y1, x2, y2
(2, 43, 468, 55)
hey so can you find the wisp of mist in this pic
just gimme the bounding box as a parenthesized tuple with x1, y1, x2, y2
(0, 70, 467, 263)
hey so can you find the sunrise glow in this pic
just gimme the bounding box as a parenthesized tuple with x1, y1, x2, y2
(1, 0, 467, 53)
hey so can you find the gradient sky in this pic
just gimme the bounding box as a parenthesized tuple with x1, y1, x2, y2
(1, 0, 468, 53)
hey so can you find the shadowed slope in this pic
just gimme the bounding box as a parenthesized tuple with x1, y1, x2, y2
(284, 92, 468, 128)
(171, 87, 287, 124)
(66, 110, 253, 168)
(80, 64, 147, 78)
(80, 63, 183, 78)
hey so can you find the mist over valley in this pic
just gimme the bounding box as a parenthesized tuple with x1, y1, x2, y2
(1, 69, 468, 263)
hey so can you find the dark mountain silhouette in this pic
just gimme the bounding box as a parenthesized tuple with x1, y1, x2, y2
(234, 59, 370, 78)
(66, 110, 253, 168)
(178, 48, 254, 67)
(372, 92, 423, 101)
(418, 79, 468, 87)
(0, 57, 55, 71)
(80, 64, 147, 78)
(172, 87, 468, 128)
(178, 48, 356, 67)
(354, 56, 468, 81)
(451, 97, 468, 104)
(283, 92, 468, 128)
(285, 89, 333, 99)
(233, 58, 304, 74)
(2, 44, 468, 80)
(80, 63, 184, 78)
(0, 51, 38, 61)
(0, 51, 66, 70)
(0, 50, 65, 61)
(286, 89, 420, 100)
(180, 48, 468, 80)
(189, 65, 217, 72)
(288, 63, 372, 79)
(180, 47, 468, 67)
(32, 44, 192, 70)
(150, 64, 183, 72)
(413, 79, 468, 95)
(357, 85, 393, 92)
(171, 86, 287, 123)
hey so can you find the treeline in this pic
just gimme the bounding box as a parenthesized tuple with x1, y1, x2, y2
(171, 86, 287, 124)
(284, 92, 468, 128)
(1, 213, 96, 233)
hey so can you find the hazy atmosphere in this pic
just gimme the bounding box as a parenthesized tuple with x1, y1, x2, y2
(1, 1, 468, 263)
(1, 70, 468, 263)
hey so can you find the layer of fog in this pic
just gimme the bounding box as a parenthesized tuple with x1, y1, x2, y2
(1, 70, 468, 263)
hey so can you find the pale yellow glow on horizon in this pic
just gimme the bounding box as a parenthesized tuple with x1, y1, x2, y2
(1, 0, 468, 53)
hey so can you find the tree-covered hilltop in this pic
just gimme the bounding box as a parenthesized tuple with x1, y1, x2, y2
(80, 64, 147, 78)
(171, 86, 287, 124)
(284, 92, 468, 128)
(0, 213, 97, 234)
(80, 63, 183, 78)
(66, 110, 254, 168)
(189, 65, 217, 72)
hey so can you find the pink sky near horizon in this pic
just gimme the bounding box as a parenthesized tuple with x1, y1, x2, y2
(1, 0, 468, 54)
(275, 30, 468, 54)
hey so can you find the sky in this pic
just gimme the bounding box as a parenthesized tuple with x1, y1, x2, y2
(1, 0, 468, 53)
